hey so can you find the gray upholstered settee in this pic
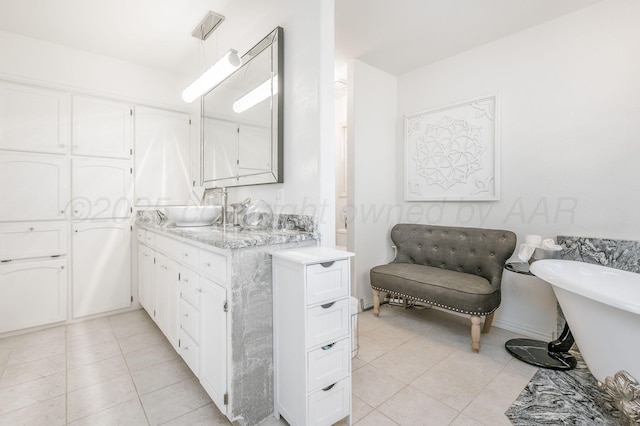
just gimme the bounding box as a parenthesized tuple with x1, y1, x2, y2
(370, 224, 516, 352)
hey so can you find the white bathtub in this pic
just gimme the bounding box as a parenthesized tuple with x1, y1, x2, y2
(530, 259, 640, 383)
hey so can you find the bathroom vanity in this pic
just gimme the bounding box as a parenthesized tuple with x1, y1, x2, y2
(136, 214, 317, 425)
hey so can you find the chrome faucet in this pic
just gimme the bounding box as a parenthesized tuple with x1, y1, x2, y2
(206, 187, 228, 226)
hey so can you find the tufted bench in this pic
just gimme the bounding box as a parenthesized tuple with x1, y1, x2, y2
(370, 223, 516, 352)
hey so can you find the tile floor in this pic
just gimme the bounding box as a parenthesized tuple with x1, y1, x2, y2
(0, 305, 538, 425)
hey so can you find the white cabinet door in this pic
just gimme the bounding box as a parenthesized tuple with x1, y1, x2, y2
(134, 106, 191, 206)
(0, 81, 70, 154)
(200, 277, 228, 414)
(72, 95, 133, 158)
(0, 152, 70, 221)
(72, 221, 131, 318)
(0, 258, 67, 333)
(138, 244, 155, 318)
(154, 252, 180, 348)
(71, 158, 132, 219)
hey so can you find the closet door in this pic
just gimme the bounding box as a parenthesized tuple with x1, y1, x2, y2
(134, 106, 191, 206)
(0, 81, 70, 154)
(71, 158, 132, 219)
(0, 258, 67, 333)
(72, 95, 133, 158)
(0, 152, 70, 221)
(72, 221, 131, 318)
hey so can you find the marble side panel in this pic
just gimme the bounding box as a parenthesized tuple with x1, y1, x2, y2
(228, 240, 316, 426)
(558, 236, 640, 274)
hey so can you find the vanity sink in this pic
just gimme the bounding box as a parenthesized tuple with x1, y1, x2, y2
(164, 206, 222, 227)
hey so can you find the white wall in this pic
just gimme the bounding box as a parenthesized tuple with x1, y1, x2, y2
(351, 0, 640, 337)
(348, 60, 398, 307)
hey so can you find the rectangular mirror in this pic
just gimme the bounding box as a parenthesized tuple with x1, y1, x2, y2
(201, 27, 283, 188)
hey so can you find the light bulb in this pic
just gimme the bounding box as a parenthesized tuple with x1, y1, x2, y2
(182, 49, 242, 103)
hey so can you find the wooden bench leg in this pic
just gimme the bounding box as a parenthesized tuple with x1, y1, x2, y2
(482, 312, 494, 334)
(471, 315, 481, 353)
(373, 289, 380, 317)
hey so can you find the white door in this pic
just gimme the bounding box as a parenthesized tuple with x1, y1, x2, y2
(0, 258, 67, 333)
(138, 244, 155, 317)
(200, 277, 228, 413)
(72, 95, 133, 158)
(72, 221, 131, 318)
(0, 152, 70, 221)
(71, 158, 132, 219)
(134, 106, 191, 206)
(0, 81, 70, 154)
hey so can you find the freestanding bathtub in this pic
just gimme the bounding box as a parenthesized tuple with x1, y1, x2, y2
(530, 259, 640, 383)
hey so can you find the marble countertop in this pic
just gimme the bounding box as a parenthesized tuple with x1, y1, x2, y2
(138, 221, 319, 250)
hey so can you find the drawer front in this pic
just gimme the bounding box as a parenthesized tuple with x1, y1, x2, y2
(175, 242, 199, 268)
(178, 330, 200, 376)
(180, 267, 201, 308)
(199, 249, 227, 284)
(306, 298, 350, 348)
(144, 231, 156, 247)
(306, 259, 349, 305)
(308, 337, 350, 392)
(179, 298, 200, 343)
(136, 228, 145, 243)
(308, 377, 350, 426)
(0, 222, 68, 260)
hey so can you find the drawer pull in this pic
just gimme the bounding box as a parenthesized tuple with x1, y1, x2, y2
(321, 343, 335, 350)
(320, 261, 335, 268)
(184, 313, 189, 318)
(322, 383, 336, 392)
(196, 288, 202, 293)
(183, 278, 189, 283)
(321, 302, 335, 309)
(204, 262, 211, 267)
(28, 227, 34, 231)
(183, 252, 189, 257)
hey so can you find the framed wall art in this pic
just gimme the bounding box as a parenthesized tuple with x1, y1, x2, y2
(404, 94, 499, 201)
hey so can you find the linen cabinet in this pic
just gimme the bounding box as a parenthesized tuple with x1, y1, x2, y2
(272, 247, 354, 426)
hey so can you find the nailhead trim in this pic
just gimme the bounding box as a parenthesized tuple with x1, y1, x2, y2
(371, 285, 496, 316)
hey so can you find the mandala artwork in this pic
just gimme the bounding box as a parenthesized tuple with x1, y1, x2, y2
(405, 96, 498, 201)
(412, 116, 485, 190)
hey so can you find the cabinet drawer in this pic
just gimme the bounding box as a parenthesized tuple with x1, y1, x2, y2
(144, 231, 156, 247)
(180, 267, 201, 308)
(306, 298, 350, 348)
(175, 242, 199, 268)
(136, 229, 146, 243)
(306, 259, 349, 305)
(178, 329, 200, 376)
(308, 377, 350, 426)
(308, 337, 350, 392)
(0, 222, 68, 261)
(179, 298, 200, 343)
(199, 250, 227, 284)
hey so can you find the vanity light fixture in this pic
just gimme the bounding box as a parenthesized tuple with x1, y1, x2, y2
(182, 11, 241, 103)
(182, 49, 242, 103)
(232, 76, 278, 113)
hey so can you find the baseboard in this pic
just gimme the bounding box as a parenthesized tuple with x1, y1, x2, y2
(493, 318, 554, 341)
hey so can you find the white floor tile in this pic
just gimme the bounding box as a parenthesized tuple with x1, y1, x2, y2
(68, 398, 148, 426)
(67, 354, 129, 392)
(140, 377, 211, 425)
(0, 394, 66, 426)
(131, 357, 194, 396)
(160, 403, 230, 426)
(352, 364, 405, 408)
(378, 386, 459, 426)
(0, 371, 65, 416)
(0, 353, 65, 389)
(67, 374, 138, 422)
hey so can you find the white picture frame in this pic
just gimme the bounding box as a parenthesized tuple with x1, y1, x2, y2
(404, 94, 500, 201)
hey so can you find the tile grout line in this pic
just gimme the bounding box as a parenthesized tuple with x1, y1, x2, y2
(109, 314, 152, 426)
